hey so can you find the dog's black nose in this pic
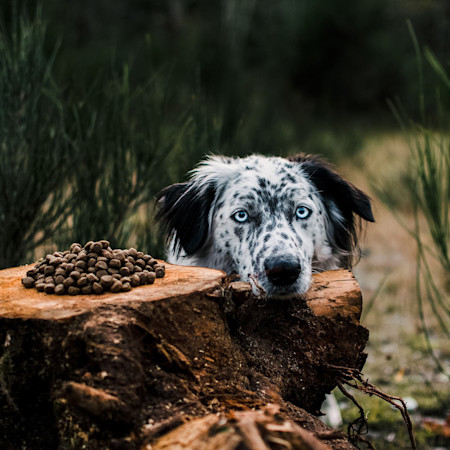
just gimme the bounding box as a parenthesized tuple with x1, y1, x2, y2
(264, 257, 301, 286)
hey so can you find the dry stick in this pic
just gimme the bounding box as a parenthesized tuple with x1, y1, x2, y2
(328, 365, 417, 450)
(336, 381, 373, 450)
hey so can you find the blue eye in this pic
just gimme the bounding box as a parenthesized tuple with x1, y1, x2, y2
(296, 206, 312, 219)
(233, 210, 249, 223)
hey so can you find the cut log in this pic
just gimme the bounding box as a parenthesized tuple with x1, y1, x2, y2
(0, 263, 368, 449)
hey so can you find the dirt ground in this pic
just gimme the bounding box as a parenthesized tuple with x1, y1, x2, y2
(338, 134, 449, 449)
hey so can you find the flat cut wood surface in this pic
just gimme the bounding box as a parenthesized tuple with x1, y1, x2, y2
(0, 263, 225, 320)
(0, 264, 361, 322)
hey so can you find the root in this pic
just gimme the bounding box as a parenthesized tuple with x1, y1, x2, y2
(328, 364, 417, 450)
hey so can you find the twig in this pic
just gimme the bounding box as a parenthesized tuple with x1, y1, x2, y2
(327, 365, 417, 450)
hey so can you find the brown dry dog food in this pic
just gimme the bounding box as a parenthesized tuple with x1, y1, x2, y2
(22, 241, 164, 295)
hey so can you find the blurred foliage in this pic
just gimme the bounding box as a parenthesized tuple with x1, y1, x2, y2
(375, 23, 450, 378)
(0, 5, 70, 268)
(0, 0, 450, 266)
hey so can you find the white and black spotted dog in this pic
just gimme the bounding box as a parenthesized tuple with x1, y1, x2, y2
(157, 154, 374, 297)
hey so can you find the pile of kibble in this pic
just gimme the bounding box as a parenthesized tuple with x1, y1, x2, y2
(21, 240, 165, 295)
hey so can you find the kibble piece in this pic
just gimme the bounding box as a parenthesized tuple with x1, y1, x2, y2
(100, 240, 110, 249)
(26, 268, 38, 277)
(125, 262, 134, 272)
(22, 277, 35, 288)
(147, 271, 156, 284)
(44, 265, 55, 275)
(121, 276, 131, 284)
(91, 242, 103, 254)
(100, 275, 114, 288)
(66, 263, 75, 272)
(84, 241, 94, 251)
(135, 258, 146, 268)
(134, 266, 142, 273)
(147, 258, 156, 267)
(139, 272, 148, 284)
(130, 274, 140, 287)
(77, 277, 88, 287)
(63, 277, 75, 288)
(70, 270, 81, 280)
(51, 257, 63, 267)
(119, 266, 130, 277)
(55, 274, 65, 285)
(112, 274, 121, 280)
(96, 269, 108, 279)
(44, 284, 55, 294)
(88, 258, 96, 267)
(127, 256, 136, 264)
(109, 259, 121, 269)
(92, 282, 103, 294)
(68, 286, 80, 295)
(76, 251, 88, 262)
(114, 252, 125, 262)
(55, 268, 66, 276)
(45, 276, 55, 284)
(128, 248, 137, 258)
(107, 267, 119, 275)
(75, 260, 87, 271)
(87, 267, 96, 273)
(154, 265, 165, 278)
(110, 280, 122, 293)
(36, 282, 45, 292)
(71, 244, 82, 254)
(86, 273, 99, 283)
(81, 285, 93, 295)
(95, 260, 108, 271)
(101, 249, 113, 259)
(55, 284, 65, 295)
(121, 282, 132, 292)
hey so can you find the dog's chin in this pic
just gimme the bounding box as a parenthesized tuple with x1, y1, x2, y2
(257, 278, 312, 300)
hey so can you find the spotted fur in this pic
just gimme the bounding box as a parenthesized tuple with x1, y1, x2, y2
(156, 154, 374, 297)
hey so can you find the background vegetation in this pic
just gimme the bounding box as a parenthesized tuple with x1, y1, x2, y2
(1, 0, 449, 263)
(0, 1, 449, 447)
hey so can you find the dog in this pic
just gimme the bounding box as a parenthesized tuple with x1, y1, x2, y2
(156, 153, 374, 297)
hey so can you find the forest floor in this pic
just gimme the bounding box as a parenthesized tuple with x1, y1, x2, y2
(336, 133, 449, 449)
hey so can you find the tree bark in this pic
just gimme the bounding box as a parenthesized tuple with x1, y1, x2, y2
(0, 263, 368, 449)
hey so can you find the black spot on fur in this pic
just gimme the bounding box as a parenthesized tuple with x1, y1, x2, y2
(234, 226, 244, 239)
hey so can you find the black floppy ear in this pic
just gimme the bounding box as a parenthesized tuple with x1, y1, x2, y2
(289, 153, 374, 267)
(156, 182, 215, 255)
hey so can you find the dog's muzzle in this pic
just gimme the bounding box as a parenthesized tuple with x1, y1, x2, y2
(264, 256, 301, 286)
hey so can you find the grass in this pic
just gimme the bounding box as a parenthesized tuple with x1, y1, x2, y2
(348, 132, 449, 449)
(0, 5, 71, 269)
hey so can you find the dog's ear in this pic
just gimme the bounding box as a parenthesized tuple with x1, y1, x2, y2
(156, 182, 215, 255)
(289, 153, 374, 267)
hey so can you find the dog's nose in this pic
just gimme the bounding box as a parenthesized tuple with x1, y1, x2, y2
(264, 257, 301, 286)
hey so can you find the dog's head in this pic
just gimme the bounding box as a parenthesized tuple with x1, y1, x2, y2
(157, 154, 374, 297)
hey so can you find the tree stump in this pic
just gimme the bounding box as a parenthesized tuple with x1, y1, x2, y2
(0, 263, 368, 449)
